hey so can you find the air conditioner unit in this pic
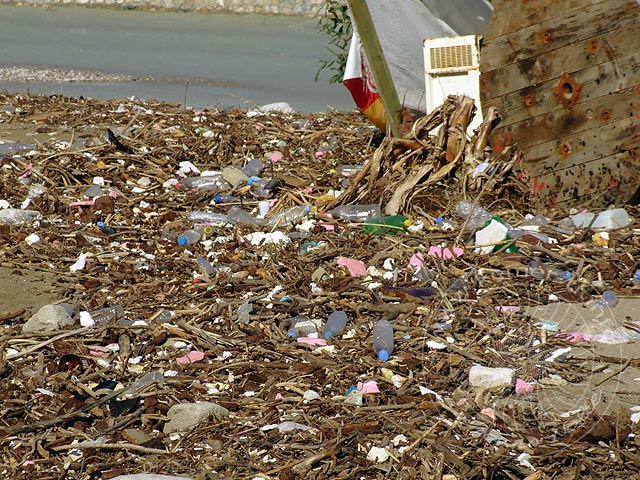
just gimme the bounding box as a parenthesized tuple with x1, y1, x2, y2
(424, 35, 482, 132)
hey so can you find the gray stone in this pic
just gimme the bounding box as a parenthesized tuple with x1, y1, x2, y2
(222, 166, 249, 188)
(22, 304, 74, 333)
(122, 428, 153, 445)
(163, 401, 230, 434)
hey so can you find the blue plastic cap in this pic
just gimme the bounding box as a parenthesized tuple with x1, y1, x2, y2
(563, 271, 572, 281)
(323, 330, 334, 340)
(215, 194, 222, 203)
(287, 330, 298, 338)
(377, 349, 390, 362)
(304, 205, 311, 213)
(177, 236, 188, 246)
(635, 270, 640, 281)
(247, 176, 261, 185)
(96, 221, 105, 228)
(435, 216, 443, 224)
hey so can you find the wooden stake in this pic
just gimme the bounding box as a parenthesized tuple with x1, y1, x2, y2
(347, 0, 403, 137)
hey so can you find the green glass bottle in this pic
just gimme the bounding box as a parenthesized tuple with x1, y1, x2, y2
(362, 215, 411, 236)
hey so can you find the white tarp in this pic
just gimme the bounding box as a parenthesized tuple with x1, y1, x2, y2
(349, 0, 492, 115)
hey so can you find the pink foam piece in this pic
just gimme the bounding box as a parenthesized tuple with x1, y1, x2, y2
(315, 151, 324, 158)
(176, 350, 206, 364)
(495, 306, 521, 313)
(557, 331, 592, 342)
(337, 257, 368, 277)
(428, 245, 464, 260)
(275, 393, 284, 400)
(297, 337, 327, 346)
(357, 380, 380, 394)
(267, 151, 283, 162)
(69, 200, 95, 207)
(409, 252, 425, 269)
(89, 349, 105, 356)
(480, 407, 496, 420)
(515, 378, 534, 395)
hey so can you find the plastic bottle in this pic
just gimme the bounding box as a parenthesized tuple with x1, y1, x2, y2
(455, 201, 493, 230)
(242, 158, 264, 177)
(333, 165, 364, 177)
(187, 211, 228, 224)
(322, 311, 348, 340)
(328, 204, 381, 222)
(266, 206, 310, 229)
(0, 141, 36, 156)
(526, 261, 572, 282)
(214, 194, 241, 204)
(227, 206, 265, 226)
(287, 317, 320, 338)
(373, 320, 394, 361)
(248, 177, 282, 198)
(435, 216, 455, 231)
(179, 174, 230, 193)
(595, 290, 618, 308)
(572, 208, 631, 231)
(96, 221, 116, 235)
(197, 255, 216, 275)
(89, 305, 125, 325)
(177, 227, 206, 246)
(362, 215, 410, 236)
(0, 208, 41, 226)
(237, 302, 252, 324)
(84, 185, 104, 198)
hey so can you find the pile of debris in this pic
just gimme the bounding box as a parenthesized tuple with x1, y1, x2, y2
(1, 92, 639, 480)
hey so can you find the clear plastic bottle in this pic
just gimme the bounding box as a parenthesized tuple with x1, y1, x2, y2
(373, 320, 394, 361)
(287, 317, 320, 338)
(595, 290, 618, 308)
(187, 211, 228, 224)
(177, 227, 205, 246)
(89, 305, 125, 325)
(197, 255, 216, 275)
(322, 311, 348, 340)
(455, 201, 493, 230)
(227, 206, 265, 226)
(248, 177, 282, 199)
(333, 165, 363, 177)
(526, 261, 572, 282)
(214, 194, 241, 204)
(328, 204, 381, 222)
(237, 302, 252, 324)
(0, 208, 41, 225)
(266, 206, 310, 229)
(179, 174, 230, 193)
(242, 158, 264, 177)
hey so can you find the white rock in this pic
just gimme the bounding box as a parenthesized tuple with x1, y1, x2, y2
(22, 304, 74, 333)
(163, 402, 230, 434)
(468, 365, 514, 389)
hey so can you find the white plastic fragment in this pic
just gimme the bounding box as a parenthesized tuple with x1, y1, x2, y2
(69, 252, 87, 272)
(367, 446, 390, 463)
(469, 365, 514, 389)
(303, 390, 321, 402)
(25, 233, 41, 245)
(79, 311, 95, 327)
(426, 340, 447, 350)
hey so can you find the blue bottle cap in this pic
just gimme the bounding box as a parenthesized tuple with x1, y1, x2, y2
(177, 236, 188, 246)
(562, 271, 572, 281)
(377, 349, 390, 362)
(304, 205, 311, 213)
(287, 330, 298, 338)
(635, 270, 640, 281)
(215, 194, 222, 203)
(247, 176, 261, 185)
(435, 216, 443, 224)
(96, 221, 105, 227)
(323, 330, 334, 340)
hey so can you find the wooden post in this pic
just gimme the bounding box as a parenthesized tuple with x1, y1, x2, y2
(348, 0, 403, 137)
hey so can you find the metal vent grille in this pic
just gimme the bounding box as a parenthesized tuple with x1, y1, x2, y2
(430, 44, 473, 70)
